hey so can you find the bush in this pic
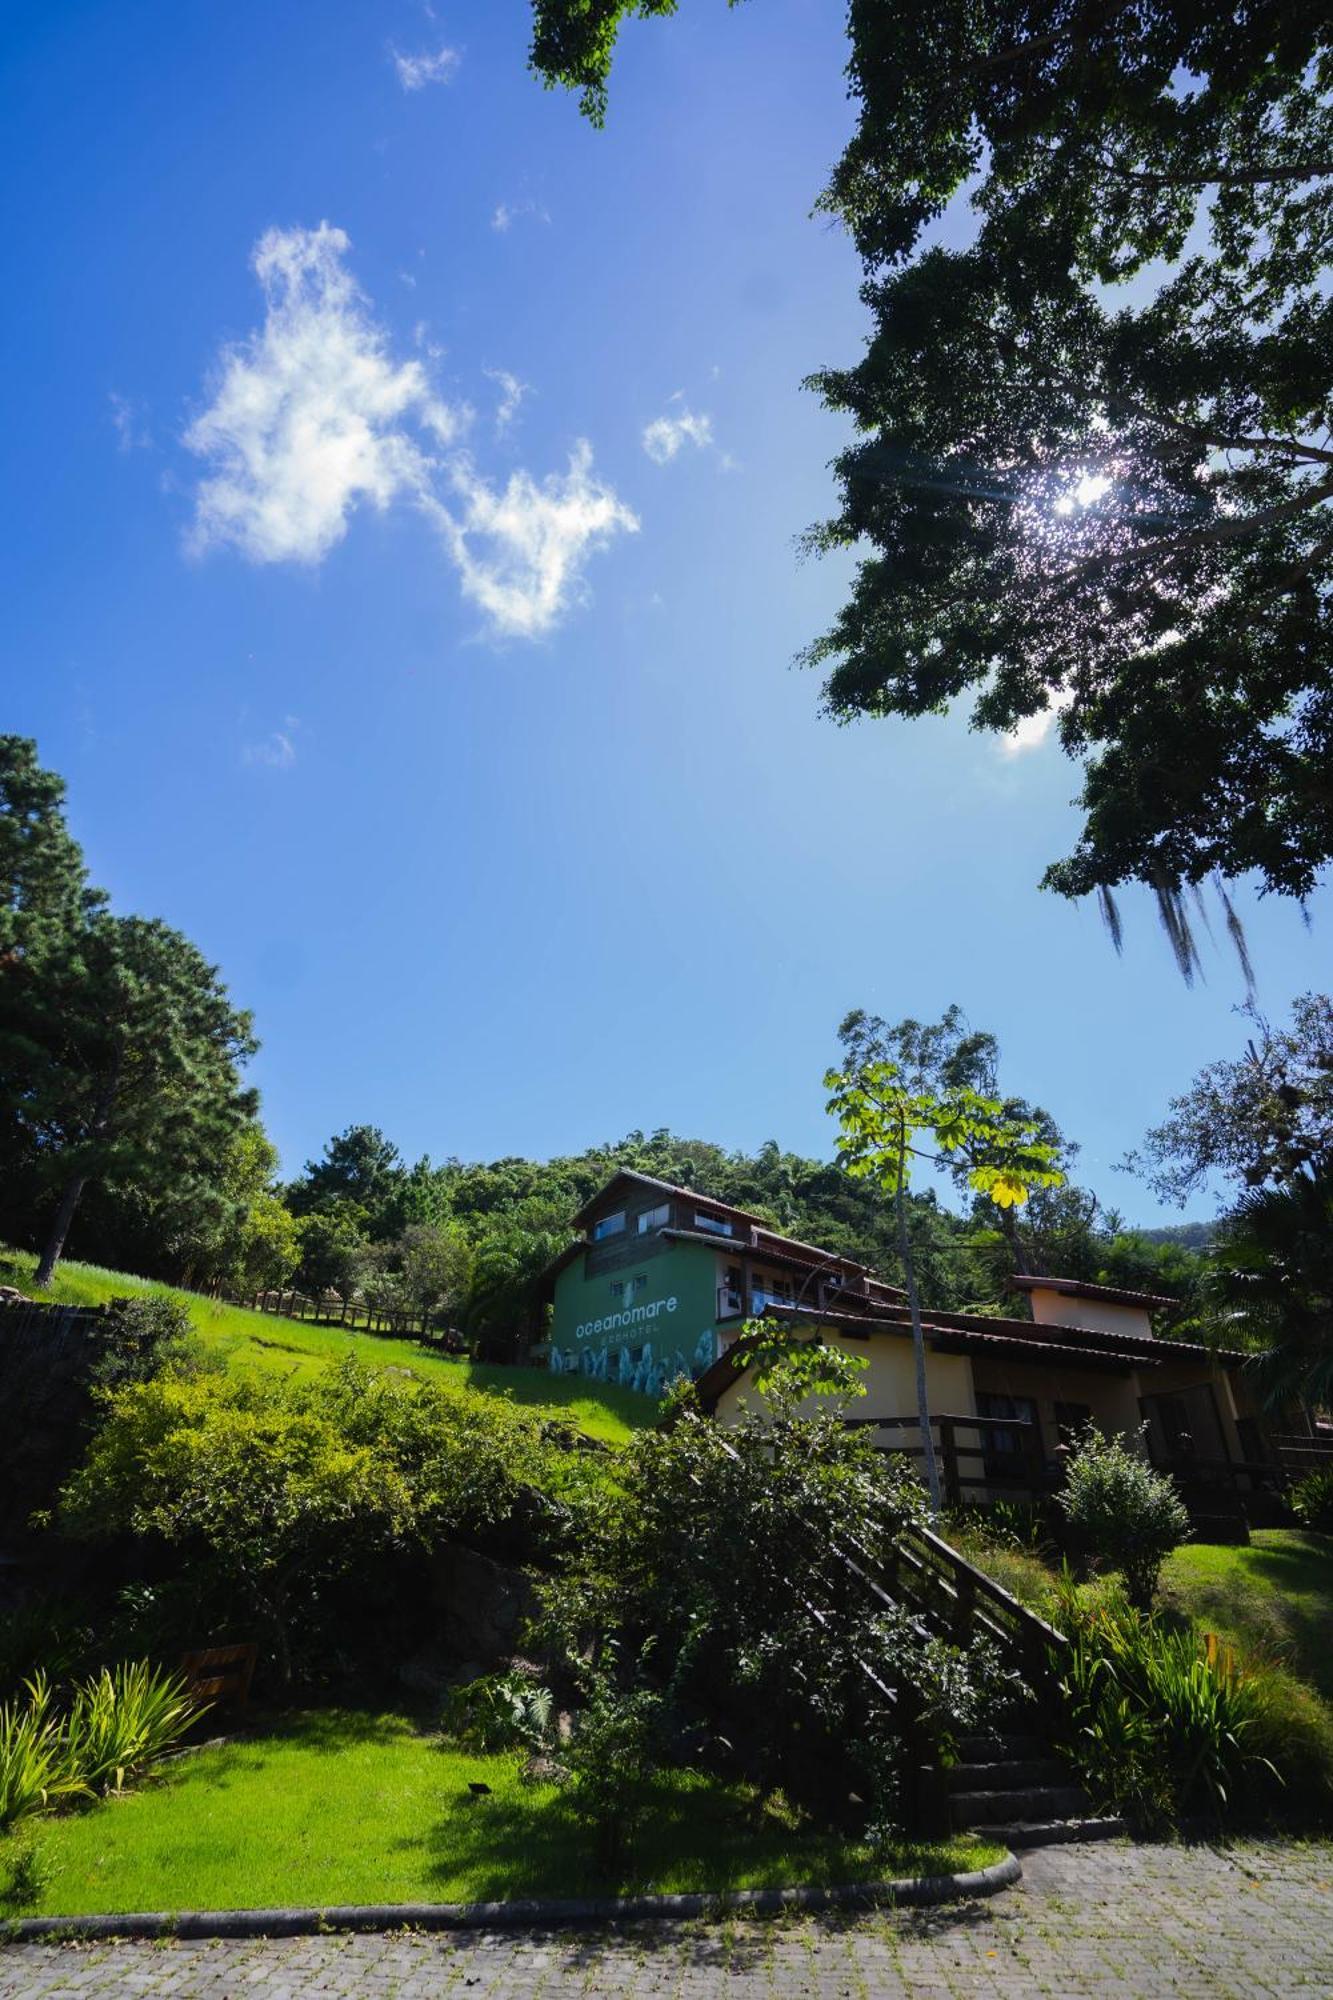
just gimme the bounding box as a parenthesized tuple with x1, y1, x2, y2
(61, 1662, 202, 1795)
(1054, 1582, 1283, 1827)
(537, 1394, 1014, 1827)
(61, 1359, 602, 1682)
(0, 1661, 200, 1832)
(562, 1673, 664, 1873)
(1289, 1466, 1333, 1533)
(91, 1295, 200, 1390)
(1057, 1424, 1190, 1610)
(441, 1670, 553, 1754)
(0, 1675, 87, 1830)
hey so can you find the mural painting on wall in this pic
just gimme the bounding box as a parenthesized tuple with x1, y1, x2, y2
(549, 1321, 720, 1398)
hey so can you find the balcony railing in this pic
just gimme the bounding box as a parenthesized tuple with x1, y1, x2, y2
(716, 1285, 800, 1321)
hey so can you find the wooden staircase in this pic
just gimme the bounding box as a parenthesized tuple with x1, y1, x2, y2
(862, 1523, 1125, 1848)
(948, 1728, 1123, 1848)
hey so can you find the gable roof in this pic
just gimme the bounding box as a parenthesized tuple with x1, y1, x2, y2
(563, 1168, 903, 1291)
(1009, 1273, 1180, 1312)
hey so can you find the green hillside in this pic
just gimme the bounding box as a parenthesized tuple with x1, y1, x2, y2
(0, 1248, 651, 1448)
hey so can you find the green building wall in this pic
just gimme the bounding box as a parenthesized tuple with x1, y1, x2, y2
(549, 1239, 724, 1395)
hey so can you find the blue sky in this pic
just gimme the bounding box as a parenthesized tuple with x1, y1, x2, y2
(3, 0, 1326, 1224)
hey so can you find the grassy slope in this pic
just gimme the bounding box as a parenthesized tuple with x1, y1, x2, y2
(0, 1249, 651, 1448)
(1160, 1531, 1333, 1702)
(0, 1709, 999, 1915)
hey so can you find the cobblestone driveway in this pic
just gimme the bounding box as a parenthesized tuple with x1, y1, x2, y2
(3, 1840, 1330, 1998)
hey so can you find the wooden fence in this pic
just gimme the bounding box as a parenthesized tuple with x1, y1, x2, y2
(226, 1287, 463, 1348)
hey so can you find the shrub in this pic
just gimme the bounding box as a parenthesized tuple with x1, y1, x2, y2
(1057, 1424, 1190, 1610)
(61, 1360, 601, 1682)
(1054, 1582, 1281, 1826)
(61, 1662, 202, 1796)
(91, 1295, 200, 1390)
(0, 1676, 87, 1830)
(441, 1670, 553, 1754)
(537, 1397, 1012, 1828)
(0, 1661, 202, 1833)
(562, 1673, 664, 1873)
(1289, 1466, 1333, 1533)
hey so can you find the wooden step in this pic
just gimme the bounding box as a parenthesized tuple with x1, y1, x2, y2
(947, 1758, 1067, 1793)
(955, 1734, 1045, 1763)
(984, 1816, 1125, 1849)
(952, 1784, 1093, 1826)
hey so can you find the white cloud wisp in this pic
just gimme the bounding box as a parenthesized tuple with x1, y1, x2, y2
(428, 444, 638, 641)
(641, 404, 713, 465)
(391, 44, 461, 90)
(185, 225, 634, 638)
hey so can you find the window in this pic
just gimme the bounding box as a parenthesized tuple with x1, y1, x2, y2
(591, 1211, 626, 1241)
(975, 1393, 1040, 1483)
(637, 1203, 670, 1234)
(1053, 1401, 1092, 1448)
(693, 1210, 733, 1237)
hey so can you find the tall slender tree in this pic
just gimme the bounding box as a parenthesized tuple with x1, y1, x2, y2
(826, 1011, 1063, 1511)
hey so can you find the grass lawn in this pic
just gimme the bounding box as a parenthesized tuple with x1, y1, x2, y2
(1161, 1530, 1333, 1702)
(0, 1709, 999, 1917)
(0, 1249, 650, 1447)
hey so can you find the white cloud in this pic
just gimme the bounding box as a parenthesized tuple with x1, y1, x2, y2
(109, 391, 150, 452)
(390, 43, 461, 90)
(243, 727, 298, 770)
(186, 224, 634, 639)
(491, 198, 549, 233)
(185, 223, 454, 564)
(998, 690, 1073, 759)
(425, 443, 639, 641)
(641, 404, 714, 465)
(485, 367, 529, 434)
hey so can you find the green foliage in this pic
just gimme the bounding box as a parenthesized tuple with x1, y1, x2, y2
(1290, 1468, 1333, 1536)
(60, 1662, 203, 1797)
(533, 12, 1333, 932)
(0, 1661, 199, 1832)
(60, 1360, 600, 1679)
(1209, 1166, 1333, 1410)
(441, 1670, 554, 1753)
(0, 1676, 88, 1830)
(826, 1007, 1064, 1511)
(538, 1396, 1007, 1825)
(4, 896, 258, 1285)
(1131, 995, 1333, 1207)
(88, 1293, 200, 1392)
(1054, 1582, 1282, 1827)
(293, 1204, 372, 1303)
(736, 1319, 869, 1407)
(1056, 1426, 1190, 1612)
(561, 1670, 665, 1871)
(528, 2, 748, 126)
(0, 1834, 58, 1913)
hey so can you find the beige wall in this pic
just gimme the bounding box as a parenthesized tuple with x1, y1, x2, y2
(969, 1353, 1143, 1456)
(713, 1325, 975, 1429)
(1026, 1285, 1154, 1341)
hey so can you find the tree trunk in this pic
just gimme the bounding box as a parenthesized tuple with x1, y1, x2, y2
(896, 1158, 943, 1516)
(34, 1172, 88, 1287)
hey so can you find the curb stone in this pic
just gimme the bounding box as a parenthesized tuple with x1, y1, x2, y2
(0, 1853, 1021, 1944)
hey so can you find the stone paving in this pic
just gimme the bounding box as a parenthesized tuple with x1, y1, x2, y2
(2, 1839, 1331, 1998)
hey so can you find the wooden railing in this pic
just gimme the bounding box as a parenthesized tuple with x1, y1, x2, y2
(846, 1411, 1048, 1508)
(227, 1287, 462, 1346)
(884, 1521, 1068, 1689)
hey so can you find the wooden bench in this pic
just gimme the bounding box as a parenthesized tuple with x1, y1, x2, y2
(180, 1641, 258, 1707)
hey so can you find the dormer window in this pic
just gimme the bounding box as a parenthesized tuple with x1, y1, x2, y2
(591, 1211, 626, 1241)
(693, 1211, 733, 1237)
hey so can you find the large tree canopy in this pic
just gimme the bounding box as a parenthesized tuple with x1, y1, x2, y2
(530, 2, 1333, 954)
